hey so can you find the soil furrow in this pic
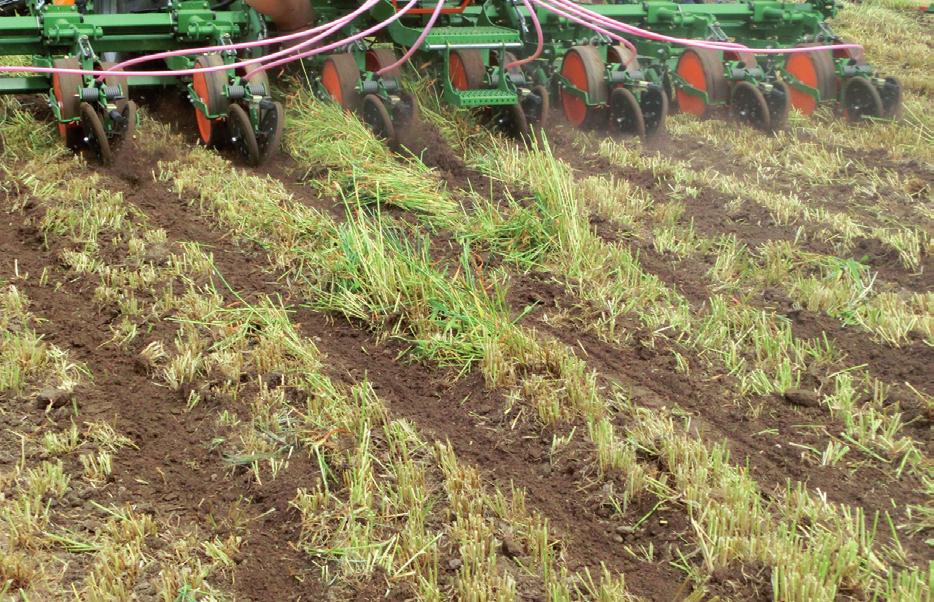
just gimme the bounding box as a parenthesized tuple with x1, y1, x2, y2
(93, 142, 688, 599)
(1, 181, 324, 600)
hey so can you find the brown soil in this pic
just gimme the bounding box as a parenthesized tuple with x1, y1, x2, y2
(547, 122, 932, 291)
(83, 141, 688, 599)
(1, 162, 325, 599)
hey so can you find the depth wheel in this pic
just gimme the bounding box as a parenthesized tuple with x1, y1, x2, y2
(879, 77, 902, 119)
(52, 58, 82, 148)
(609, 87, 645, 138)
(731, 81, 771, 132)
(607, 44, 640, 74)
(523, 84, 550, 130)
(192, 54, 228, 146)
(112, 99, 137, 148)
(361, 94, 397, 146)
(227, 103, 261, 166)
(784, 46, 837, 115)
(449, 49, 485, 91)
(764, 81, 790, 132)
(366, 47, 400, 80)
(257, 100, 284, 163)
(842, 76, 884, 122)
(675, 48, 728, 117)
(80, 102, 113, 165)
(393, 90, 420, 130)
(640, 86, 668, 137)
(560, 45, 607, 128)
(321, 53, 361, 109)
(496, 103, 531, 141)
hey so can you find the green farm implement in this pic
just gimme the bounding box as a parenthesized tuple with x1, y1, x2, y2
(0, 0, 904, 159)
(0, 0, 286, 164)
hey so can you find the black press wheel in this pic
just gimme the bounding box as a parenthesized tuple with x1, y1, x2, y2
(227, 103, 261, 166)
(361, 94, 397, 146)
(609, 87, 646, 138)
(80, 102, 113, 164)
(111, 99, 137, 147)
(763, 81, 789, 132)
(640, 86, 668, 137)
(392, 90, 420, 130)
(842, 76, 884, 122)
(731, 81, 772, 132)
(878, 77, 902, 119)
(257, 100, 284, 163)
(523, 84, 550, 130)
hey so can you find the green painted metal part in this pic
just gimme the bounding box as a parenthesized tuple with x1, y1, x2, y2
(0, 0, 271, 140)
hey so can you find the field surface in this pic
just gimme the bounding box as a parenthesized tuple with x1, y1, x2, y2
(0, 1, 931, 600)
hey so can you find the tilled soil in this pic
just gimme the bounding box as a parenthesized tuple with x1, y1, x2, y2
(2, 98, 931, 600)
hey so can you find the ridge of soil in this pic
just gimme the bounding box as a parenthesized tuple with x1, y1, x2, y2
(95, 141, 690, 600)
(1, 167, 324, 600)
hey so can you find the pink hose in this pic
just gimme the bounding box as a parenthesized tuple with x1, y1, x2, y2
(251, 0, 418, 75)
(538, 0, 862, 55)
(530, 0, 638, 56)
(505, 0, 544, 70)
(0, 0, 396, 78)
(376, 0, 445, 75)
(109, 0, 380, 74)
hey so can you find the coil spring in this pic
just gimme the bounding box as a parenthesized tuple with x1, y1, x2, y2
(103, 85, 123, 100)
(227, 85, 246, 100)
(80, 87, 99, 102)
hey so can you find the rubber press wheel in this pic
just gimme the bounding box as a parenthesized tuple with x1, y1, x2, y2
(361, 94, 397, 146)
(80, 102, 113, 164)
(192, 54, 228, 146)
(763, 81, 790, 132)
(842, 76, 884, 122)
(640, 86, 668, 137)
(227, 103, 261, 166)
(112, 99, 138, 146)
(730, 81, 772, 131)
(560, 45, 607, 128)
(609, 87, 645, 138)
(257, 100, 284, 163)
(783, 46, 837, 115)
(674, 48, 728, 117)
(321, 53, 361, 108)
(878, 76, 902, 119)
(449, 49, 486, 90)
(523, 84, 550, 130)
(51, 58, 82, 148)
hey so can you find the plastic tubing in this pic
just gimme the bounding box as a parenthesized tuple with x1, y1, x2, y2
(250, 0, 419, 75)
(504, 0, 544, 69)
(529, 0, 638, 56)
(108, 0, 380, 73)
(539, 0, 861, 55)
(0, 0, 390, 78)
(376, 0, 445, 75)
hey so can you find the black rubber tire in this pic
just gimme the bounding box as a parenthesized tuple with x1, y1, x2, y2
(560, 45, 608, 128)
(227, 103, 261, 166)
(879, 77, 902, 119)
(361, 94, 397, 146)
(192, 54, 229, 146)
(842, 76, 884, 122)
(320, 53, 361, 108)
(80, 102, 113, 164)
(764, 81, 790, 132)
(640, 86, 668, 137)
(449, 49, 486, 90)
(609, 87, 646, 138)
(52, 58, 83, 148)
(365, 47, 401, 80)
(258, 100, 284, 164)
(731, 81, 772, 132)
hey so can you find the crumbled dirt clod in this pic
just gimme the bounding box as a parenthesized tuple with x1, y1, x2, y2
(34, 387, 72, 409)
(783, 388, 821, 408)
(501, 535, 524, 559)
